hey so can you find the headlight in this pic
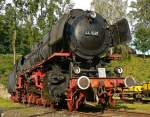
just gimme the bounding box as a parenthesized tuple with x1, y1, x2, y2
(114, 67, 123, 74)
(77, 76, 90, 90)
(73, 66, 80, 74)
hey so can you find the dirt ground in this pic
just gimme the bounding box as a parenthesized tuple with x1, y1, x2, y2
(1, 106, 74, 117)
(1, 105, 150, 117)
(0, 98, 150, 117)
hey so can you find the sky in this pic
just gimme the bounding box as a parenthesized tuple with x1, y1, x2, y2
(6, 0, 93, 10)
(72, 0, 135, 10)
(6, 0, 134, 10)
(73, 0, 93, 10)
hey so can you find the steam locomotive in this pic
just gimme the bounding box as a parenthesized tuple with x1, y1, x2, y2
(8, 9, 134, 111)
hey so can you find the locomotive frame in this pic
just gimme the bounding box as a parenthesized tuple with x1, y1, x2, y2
(10, 51, 129, 111)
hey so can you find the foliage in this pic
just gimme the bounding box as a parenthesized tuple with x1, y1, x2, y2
(0, 54, 21, 86)
(133, 25, 150, 54)
(0, 15, 11, 54)
(91, 0, 128, 24)
(129, 0, 150, 54)
(0, 0, 5, 12)
(113, 45, 131, 59)
(0, 0, 73, 55)
(129, 0, 150, 27)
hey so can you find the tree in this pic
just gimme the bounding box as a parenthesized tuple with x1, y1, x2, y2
(55, 0, 74, 18)
(129, 0, 150, 27)
(37, 0, 74, 35)
(0, 0, 5, 13)
(5, 3, 17, 64)
(0, 0, 73, 56)
(91, 0, 128, 24)
(133, 25, 150, 55)
(0, 15, 11, 54)
(129, 0, 150, 55)
(0, 0, 10, 54)
(13, 0, 74, 49)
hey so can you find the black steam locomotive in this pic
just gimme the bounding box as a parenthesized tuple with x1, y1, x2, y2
(8, 9, 133, 111)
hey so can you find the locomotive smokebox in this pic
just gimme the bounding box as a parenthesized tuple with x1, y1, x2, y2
(65, 10, 111, 59)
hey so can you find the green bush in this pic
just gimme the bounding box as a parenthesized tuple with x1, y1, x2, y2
(0, 54, 21, 86)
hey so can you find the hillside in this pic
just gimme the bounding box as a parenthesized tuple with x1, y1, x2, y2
(0, 54, 150, 87)
(108, 55, 150, 81)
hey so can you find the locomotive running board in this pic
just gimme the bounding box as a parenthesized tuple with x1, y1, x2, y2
(19, 52, 71, 75)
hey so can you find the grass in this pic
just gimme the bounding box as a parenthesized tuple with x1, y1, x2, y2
(0, 98, 23, 110)
(0, 97, 150, 115)
(114, 102, 128, 110)
(0, 98, 50, 116)
(107, 101, 150, 112)
(124, 103, 150, 111)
